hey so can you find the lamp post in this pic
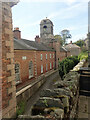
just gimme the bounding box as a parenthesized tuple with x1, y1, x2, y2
(88, 1, 90, 67)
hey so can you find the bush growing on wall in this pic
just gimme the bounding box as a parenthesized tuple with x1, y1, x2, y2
(58, 56, 79, 79)
(78, 51, 88, 61)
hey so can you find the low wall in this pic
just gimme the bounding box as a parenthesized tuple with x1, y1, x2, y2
(71, 59, 86, 71)
(16, 69, 59, 104)
(18, 71, 80, 120)
(17, 60, 85, 119)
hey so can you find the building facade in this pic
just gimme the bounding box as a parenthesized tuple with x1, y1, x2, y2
(65, 41, 81, 56)
(13, 18, 71, 90)
(13, 36, 55, 90)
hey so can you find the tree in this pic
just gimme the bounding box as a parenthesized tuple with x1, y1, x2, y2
(74, 39, 85, 48)
(74, 39, 87, 52)
(61, 29, 72, 45)
(54, 35, 63, 46)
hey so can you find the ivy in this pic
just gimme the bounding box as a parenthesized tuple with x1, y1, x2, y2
(16, 100, 26, 117)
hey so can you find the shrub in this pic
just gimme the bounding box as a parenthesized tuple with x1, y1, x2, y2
(78, 51, 88, 61)
(58, 56, 79, 79)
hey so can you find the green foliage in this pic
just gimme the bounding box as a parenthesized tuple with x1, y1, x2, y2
(42, 99, 48, 107)
(16, 100, 26, 116)
(54, 35, 63, 46)
(74, 39, 85, 48)
(78, 51, 88, 61)
(58, 56, 79, 79)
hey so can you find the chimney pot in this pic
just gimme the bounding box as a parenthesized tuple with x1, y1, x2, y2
(14, 27, 19, 31)
(70, 41, 72, 44)
(13, 27, 21, 40)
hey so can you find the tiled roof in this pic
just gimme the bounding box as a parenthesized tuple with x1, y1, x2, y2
(65, 43, 80, 49)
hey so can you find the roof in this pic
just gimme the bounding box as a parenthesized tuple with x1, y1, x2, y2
(14, 38, 37, 50)
(65, 43, 80, 49)
(14, 38, 55, 51)
(60, 47, 68, 52)
(40, 18, 53, 25)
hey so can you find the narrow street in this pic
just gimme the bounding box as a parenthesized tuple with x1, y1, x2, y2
(24, 75, 61, 115)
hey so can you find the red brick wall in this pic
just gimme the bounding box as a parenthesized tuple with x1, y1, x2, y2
(60, 52, 67, 61)
(36, 51, 55, 76)
(14, 50, 55, 89)
(14, 50, 35, 88)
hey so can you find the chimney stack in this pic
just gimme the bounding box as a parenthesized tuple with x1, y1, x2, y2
(13, 27, 21, 40)
(70, 41, 72, 44)
(35, 35, 40, 43)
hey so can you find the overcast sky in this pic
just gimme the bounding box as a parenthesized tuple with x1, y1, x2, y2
(12, 0, 89, 43)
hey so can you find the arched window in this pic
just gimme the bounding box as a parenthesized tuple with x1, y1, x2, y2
(15, 63, 20, 83)
(43, 25, 47, 31)
(29, 61, 33, 79)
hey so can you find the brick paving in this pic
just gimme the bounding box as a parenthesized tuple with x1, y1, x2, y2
(78, 95, 90, 120)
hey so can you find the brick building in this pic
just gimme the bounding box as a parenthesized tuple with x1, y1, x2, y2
(1, 2, 70, 118)
(14, 37, 55, 90)
(13, 18, 70, 90)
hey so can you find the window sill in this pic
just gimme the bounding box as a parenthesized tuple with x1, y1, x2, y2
(29, 76, 33, 79)
(16, 81, 22, 85)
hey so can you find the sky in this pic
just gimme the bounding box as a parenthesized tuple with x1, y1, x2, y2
(12, 0, 89, 43)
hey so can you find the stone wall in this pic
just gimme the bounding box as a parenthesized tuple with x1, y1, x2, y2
(18, 71, 80, 120)
(1, 2, 17, 118)
(71, 59, 86, 72)
(16, 70, 59, 104)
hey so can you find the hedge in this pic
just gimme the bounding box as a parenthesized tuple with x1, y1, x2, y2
(58, 56, 79, 79)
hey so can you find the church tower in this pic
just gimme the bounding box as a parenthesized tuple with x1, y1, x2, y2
(40, 18, 54, 43)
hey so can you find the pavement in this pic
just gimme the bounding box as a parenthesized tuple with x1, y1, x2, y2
(78, 95, 90, 120)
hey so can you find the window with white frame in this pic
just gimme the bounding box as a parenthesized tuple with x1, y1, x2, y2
(41, 65, 43, 73)
(53, 53, 54, 58)
(50, 53, 51, 58)
(46, 54, 47, 60)
(50, 63, 52, 69)
(29, 61, 33, 79)
(22, 56, 27, 60)
(46, 64, 48, 71)
(15, 63, 20, 83)
(41, 54, 42, 60)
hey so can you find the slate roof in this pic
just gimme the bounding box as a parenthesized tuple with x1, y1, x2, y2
(14, 38, 37, 50)
(14, 38, 55, 51)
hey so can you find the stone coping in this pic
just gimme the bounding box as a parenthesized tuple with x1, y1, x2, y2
(71, 59, 86, 72)
(16, 69, 58, 97)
